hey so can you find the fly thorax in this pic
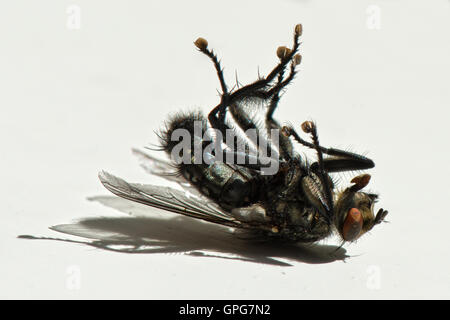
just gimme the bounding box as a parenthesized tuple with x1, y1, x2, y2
(286, 202, 312, 227)
(270, 199, 309, 228)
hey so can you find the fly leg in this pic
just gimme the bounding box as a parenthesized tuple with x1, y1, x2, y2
(313, 149, 374, 173)
(264, 58, 301, 161)
(194, 25, 302, 170)
(282, 124, 375, 173)
(193, 38, 274, 169)
(281, 121, 334, 222)
(300, 121, 334, 216)
(225, 61, 299, 164)
(227, 25, 303, 161)
(226, 63, 299, 161)
(265, 54, 301, 123)
(194, 38, 228, 97)
(195, 24, 302, 137)
(226, 24, 302, 105)
(194, 37, 231, 136)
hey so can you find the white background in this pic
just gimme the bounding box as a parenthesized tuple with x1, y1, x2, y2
(1, 0, 449, 299)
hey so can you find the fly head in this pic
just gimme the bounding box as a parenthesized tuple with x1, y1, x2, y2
(334, 174, 388, 242)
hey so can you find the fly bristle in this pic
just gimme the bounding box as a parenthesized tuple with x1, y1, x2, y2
(158, 110, 208, 154)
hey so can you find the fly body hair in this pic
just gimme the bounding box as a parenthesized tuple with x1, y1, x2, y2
(158, 110, 208, 154)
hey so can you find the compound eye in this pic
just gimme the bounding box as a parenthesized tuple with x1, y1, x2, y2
(342, 208, 363, 241)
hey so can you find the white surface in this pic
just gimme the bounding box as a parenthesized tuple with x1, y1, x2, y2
(1, 0, 449, 299)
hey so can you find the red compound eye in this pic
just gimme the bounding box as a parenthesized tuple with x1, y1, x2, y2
(342, 208, 363, 241)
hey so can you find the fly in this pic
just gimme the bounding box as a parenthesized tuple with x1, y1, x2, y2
(99, 24, 388, 244)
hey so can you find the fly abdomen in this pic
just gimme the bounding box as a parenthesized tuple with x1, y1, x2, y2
(159, 111, 258, 210)
(179, 162, 256, 210)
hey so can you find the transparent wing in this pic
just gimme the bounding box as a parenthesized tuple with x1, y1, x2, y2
(132, 148, 213, 198)
(98, 171, 245, 228)
(132, 148, 181, 182)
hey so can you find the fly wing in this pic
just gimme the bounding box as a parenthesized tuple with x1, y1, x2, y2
(132, 148, 180, 182)
(98, 171, 244, 228)
(132, 148, 205, 195)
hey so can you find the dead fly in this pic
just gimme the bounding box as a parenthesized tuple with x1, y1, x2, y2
(99, 24, 388, 244)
